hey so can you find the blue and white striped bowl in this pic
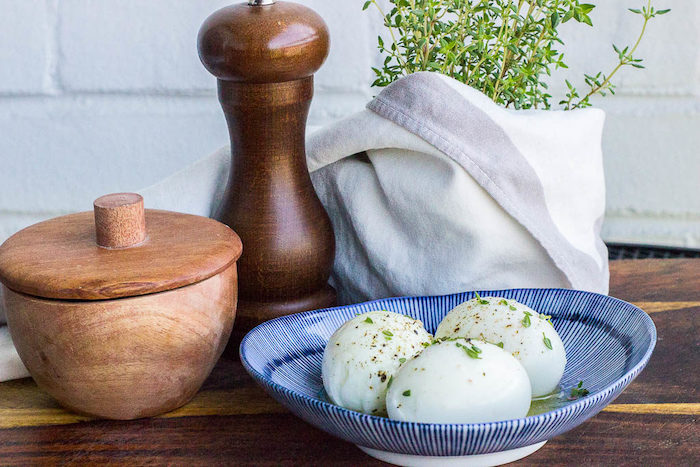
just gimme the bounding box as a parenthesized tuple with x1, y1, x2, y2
(240, 289, 655, 466)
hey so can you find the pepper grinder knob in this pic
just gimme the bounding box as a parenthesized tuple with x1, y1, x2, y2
(198, 0, 329, 84)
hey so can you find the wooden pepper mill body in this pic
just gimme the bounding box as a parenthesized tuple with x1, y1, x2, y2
(198, 0, 336, 339)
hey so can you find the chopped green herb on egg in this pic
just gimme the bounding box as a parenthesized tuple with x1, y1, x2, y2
(456, 341, 482, 359)
(543, 333, 552, 350)
(474, 292, 490, 305)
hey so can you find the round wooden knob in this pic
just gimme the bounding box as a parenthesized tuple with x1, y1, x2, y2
(197, 1, 329, 83)
(93, 193, 146, 249)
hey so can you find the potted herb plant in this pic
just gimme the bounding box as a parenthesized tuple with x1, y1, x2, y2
(363, 0, 669, 109)
(301, 1, 670, 305)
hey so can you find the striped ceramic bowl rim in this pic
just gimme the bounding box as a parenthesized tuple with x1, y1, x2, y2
(240, 288, 656, 456)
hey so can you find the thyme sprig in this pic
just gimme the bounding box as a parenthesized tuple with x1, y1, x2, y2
(566, 3, 669, 109)
(363, 0, 669, 110)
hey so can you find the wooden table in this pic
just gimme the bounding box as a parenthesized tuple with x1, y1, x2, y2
(0, 259, 697, 465)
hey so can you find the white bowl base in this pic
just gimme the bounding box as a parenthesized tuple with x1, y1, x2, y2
(357, 440, 547, 467)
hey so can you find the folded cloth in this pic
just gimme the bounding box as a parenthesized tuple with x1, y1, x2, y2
(0, 71, 609, 382)
(308, 72, 608, 303)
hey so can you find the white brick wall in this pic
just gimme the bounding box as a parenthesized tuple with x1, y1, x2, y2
(1, 0, 698, 248)
(0, 0, 54, 93)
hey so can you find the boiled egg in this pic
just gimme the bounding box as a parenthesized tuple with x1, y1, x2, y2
(386, 339, 531, 423)
(322, 311, 431, 416)
(435, 296, 566, 397)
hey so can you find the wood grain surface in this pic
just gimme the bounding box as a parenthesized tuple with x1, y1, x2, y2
(198, 1, 336, 342)
(0, 210, 242, 300)
(0, 259, 697, 465)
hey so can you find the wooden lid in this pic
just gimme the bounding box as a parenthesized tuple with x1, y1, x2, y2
(0, 193, 242, 300)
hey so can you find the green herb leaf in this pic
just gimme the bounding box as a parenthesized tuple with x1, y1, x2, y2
(509, 305, 517, 311)
(499, 299, 509, 306)
(522, 311, 532, 328)
(387, 375, 394, 388)
(364, 317, 374, 324)
(457, 341, 482, 359)
(382, 330, 394, 337)
(569, 381, 590, 400)
(399, 357, 406, 364)
(543, 333, 553, 350)
(402, 390, 411, 397)
(465, 347, 481, 359)
(496, 341, 504, 349)
(539, 313, 554, 326)
(474, 292, 489, 305)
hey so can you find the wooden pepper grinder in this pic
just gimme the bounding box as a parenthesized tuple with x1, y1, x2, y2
(198, 0, 336, 342)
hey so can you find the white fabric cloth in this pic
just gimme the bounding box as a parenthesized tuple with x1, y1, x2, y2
(0, 325, 27, 381)
(0, 71, 608, 381)
(309, 72, 608, 303)
(0, 284, 28, 380)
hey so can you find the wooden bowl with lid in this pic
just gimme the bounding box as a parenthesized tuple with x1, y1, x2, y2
(0, 193, 242, 420)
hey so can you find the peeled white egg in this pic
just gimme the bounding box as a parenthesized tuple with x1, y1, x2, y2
(386, 339, 531, 423)
(435, 296, 567, 397)
(322, 311, 431, 416)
